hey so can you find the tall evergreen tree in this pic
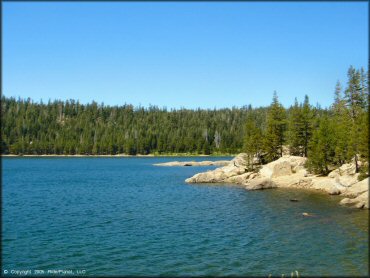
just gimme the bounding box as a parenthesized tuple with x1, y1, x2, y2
(243, 112, 263, 170)
(344, 66, 366, 172)
(264, 92, 286, 162)
(306, 113, 336, 175)
(358, 68, 369, 179)
(288, 98, 302, 156)
(332, 81, 350, 165)
(287, 95, 313, 157)
(301, 95, 313, 157)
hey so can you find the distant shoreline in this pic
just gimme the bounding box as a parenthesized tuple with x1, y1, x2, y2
(1, 153, 235, 158)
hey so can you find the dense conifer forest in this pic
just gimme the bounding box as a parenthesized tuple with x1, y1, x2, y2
(1, 66, 368, 177)
(1, 97, 256, 155)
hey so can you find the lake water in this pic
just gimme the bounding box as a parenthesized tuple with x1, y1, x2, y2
(2, 157, 368, 276)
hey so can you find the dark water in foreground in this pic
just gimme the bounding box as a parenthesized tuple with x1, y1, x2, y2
(2, 157, 369, 276)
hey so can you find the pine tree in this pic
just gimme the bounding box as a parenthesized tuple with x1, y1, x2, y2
(301, 95, 313, 157)
(359, 67, 368, 109)
(288, 98, 302, 156)
(358, 110, 369, 179)
(306, 113, 336, 175)
(358, 68, 369, 179)
(243, 112, 263, 170)
(264, 92, 286, 162)
(344, 66, 366, 172)
(345, 66, 365, 117)
(332, 81, 350, 165)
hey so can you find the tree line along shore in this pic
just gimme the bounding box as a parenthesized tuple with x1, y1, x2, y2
(1, 153, 235, 157)
(1, 66, 368, 178)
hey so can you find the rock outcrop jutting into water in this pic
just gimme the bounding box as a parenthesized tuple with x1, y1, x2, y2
(185, 154, 369, 209)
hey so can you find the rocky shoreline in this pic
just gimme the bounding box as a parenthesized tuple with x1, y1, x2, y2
(185, 154, 369, 209)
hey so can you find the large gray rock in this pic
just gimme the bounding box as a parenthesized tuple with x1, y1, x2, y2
(259, 156, 307, 178)
(338, 178, 368, 209)
(328, 184, 342, 195)
(185, 153, 248, 183)
(230, 153, 248, 167)
(260, 160, 292, 178)
(308, 177, 347, 194)
(335, 174, 360, 187)
(224, 172, 254, 184)
(339, 198, 353, 206)
(271, 173, 311, 188)
(245, 178, 277, 190)
(339, 191, 369, 209)
(340, 178, 369, 198)
(328, 162, 357, 178)
(327, 162, 360, 187)
(185, 169, 227, 183)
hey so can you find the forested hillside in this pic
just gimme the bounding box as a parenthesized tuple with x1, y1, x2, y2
(1, 98, 266, 155)
(1, 66, 368, 178)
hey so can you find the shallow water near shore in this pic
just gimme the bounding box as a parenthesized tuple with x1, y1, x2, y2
(2, 157, 368, 276)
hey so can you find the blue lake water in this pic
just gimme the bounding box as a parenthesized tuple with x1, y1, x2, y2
(2, 157, 369, 276)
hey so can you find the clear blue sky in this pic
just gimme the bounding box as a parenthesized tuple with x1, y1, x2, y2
(3, 2, 368, 109)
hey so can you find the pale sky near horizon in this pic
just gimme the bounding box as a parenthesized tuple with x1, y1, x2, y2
(3, 2, 368, 109)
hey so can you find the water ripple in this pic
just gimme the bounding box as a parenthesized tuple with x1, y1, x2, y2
(2, 157, 368, 276)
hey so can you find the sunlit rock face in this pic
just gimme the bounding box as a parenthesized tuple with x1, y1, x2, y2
(185, 154, 369, 210)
